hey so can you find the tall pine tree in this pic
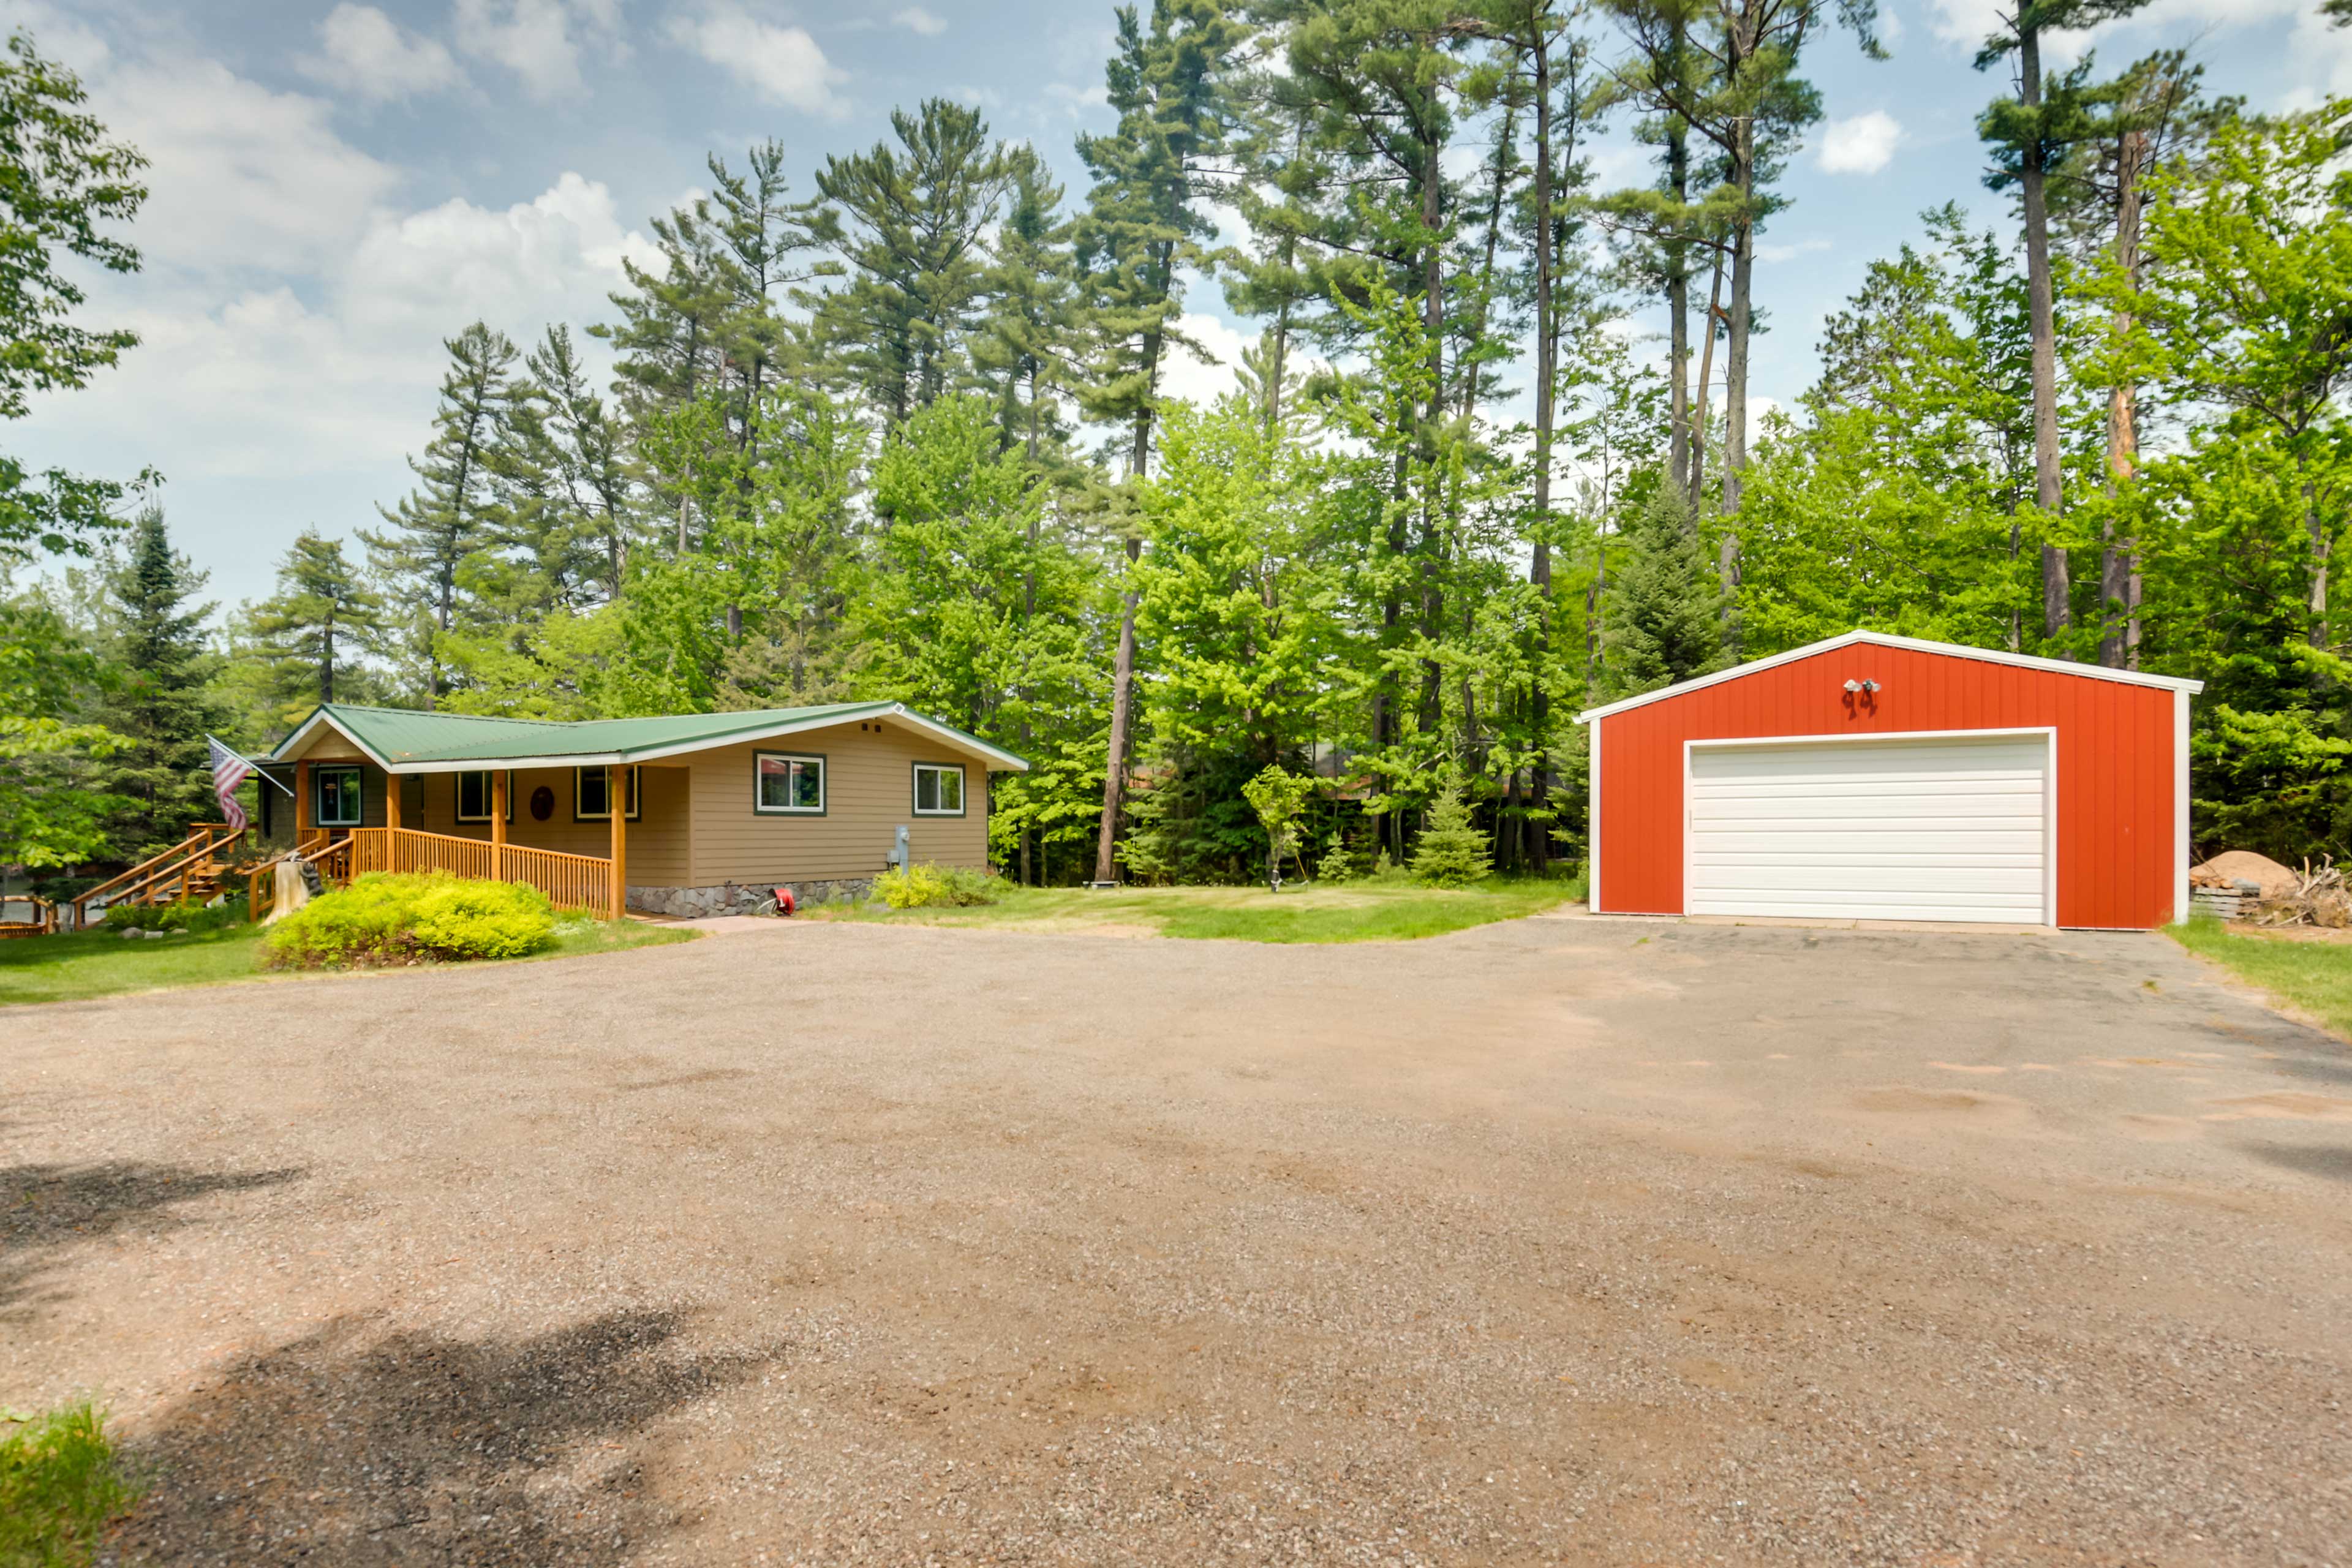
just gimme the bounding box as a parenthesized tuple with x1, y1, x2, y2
(88, 507, 222, 859)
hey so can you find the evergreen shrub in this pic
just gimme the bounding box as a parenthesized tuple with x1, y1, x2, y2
(875, 862, 1006, 909)
(263, 871, 556, 967)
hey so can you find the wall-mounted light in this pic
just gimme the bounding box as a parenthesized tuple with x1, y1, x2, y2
(1842, 678, 1882, 693)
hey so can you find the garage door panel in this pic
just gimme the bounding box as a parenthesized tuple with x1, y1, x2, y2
(1687, 736, 2048, 924)
(1695, 792, 2041, 822)
(1693, 827, 2041, 851)
(1692, 863, 2041, 894)
(1692, 777, 2043, 802)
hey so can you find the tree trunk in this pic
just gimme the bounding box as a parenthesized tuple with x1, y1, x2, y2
(1091, 392, 1158, 886)
(1527, 20, 1558, 873)
(2019, 25, 2070, 645)
(1093, 537, 1143, 884)
(1722, 121, 1753, 519)
(1665, 119, 1692, 499)
(1691, 250, 1724, 510)
(2105, 122, 2149, 669)
(322, 606, 336, 706)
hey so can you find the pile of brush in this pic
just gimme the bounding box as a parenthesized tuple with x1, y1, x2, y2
(2188, 850, 2327, 924)
(2252, 859, 2352, 928)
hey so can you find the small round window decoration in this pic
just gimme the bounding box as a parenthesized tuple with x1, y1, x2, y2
(529, 785, 555, 822)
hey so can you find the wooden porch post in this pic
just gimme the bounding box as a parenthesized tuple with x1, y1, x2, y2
(295, 760, 312, 840)
(491, 769, 508, 881)
(608, 764, 628, 920)
(386, 771, 403, 831)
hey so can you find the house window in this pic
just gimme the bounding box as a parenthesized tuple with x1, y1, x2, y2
(455, 770, 514, 824)
(574, 766, 641, 821)
(913, 761, 965, 816)
(755, 752, 825, 815)
(315, 765, 363, 827)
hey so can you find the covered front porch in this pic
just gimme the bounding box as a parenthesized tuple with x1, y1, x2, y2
(257, 756, 639, 921)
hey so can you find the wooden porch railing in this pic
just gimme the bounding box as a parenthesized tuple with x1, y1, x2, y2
(0, 895, 56, 939)
(74, 823, 246, 925)
(345, 827, 614, 918)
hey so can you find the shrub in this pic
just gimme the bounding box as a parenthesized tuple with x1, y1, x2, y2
(1315, 835, 1358, 884)
(263, 871, 557, 968)
(1410, 773, 1494, 888)
(874, 861, 1006, 910)
(0, 1403, 140, 1567)
(102, 901, 193, 932)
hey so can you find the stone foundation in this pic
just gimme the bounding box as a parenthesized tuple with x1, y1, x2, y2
(627, 878, 876, 918)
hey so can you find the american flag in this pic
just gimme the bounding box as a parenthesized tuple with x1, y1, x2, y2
(207, 736, 256, 832)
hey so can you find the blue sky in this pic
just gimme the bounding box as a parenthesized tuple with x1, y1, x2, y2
(13, 0, 2339, 609)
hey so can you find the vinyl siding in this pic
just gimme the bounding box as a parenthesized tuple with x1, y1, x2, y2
(685, 722, 992, 885)
(409, 766, 693, 886)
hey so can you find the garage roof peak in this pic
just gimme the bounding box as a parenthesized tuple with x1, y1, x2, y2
(1575, 629, 2203, 724)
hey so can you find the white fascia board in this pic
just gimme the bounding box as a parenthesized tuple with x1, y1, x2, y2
(267, 709, 398, 772)
(378, 704, 1031, 775)
(1574, 629, 2205, 725)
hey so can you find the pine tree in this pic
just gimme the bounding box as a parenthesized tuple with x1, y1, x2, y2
(971, 146, 1082, 468)
(1976, 0, 2152, 646)
(1409, 770, 1491, 886)
(812, 100, 1009, 425)
(88, 507, 222, 858)
(1074, 0, 1246, 884)
(247, 530, 382, 718)
(1596, 484, 1724, 703)
(362, 322, 518, 703)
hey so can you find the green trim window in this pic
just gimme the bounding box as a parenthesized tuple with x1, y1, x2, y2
(315, 765, 363, 827)
(455, 769, 514, 824)
(913, 761, 965, 816)
(574, 766, 641, 821)
(755, 752, 825, 815)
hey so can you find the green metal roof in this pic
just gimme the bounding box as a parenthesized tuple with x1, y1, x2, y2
(267, 701, 1029, 771)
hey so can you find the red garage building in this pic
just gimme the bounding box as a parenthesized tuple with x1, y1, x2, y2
(1578, 630, 2203, 930)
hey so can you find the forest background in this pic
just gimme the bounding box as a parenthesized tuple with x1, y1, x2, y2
(8, 0, 2352, 891)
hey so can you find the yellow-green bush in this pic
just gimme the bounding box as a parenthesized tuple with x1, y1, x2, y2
(263, 870, 557, 967)
(873, 862, 1005, 909)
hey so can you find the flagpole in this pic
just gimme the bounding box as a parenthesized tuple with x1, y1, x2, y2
(210, 736, 293, 797)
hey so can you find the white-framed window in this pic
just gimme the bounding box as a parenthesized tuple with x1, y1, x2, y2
(755, 752, 826, 815)
(315, 765, 364, 827)
(913, 761, 965, 816)
(455, 769, 514, 824)
(574, 765, 641, 821)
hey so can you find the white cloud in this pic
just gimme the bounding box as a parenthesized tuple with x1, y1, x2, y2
(1933, 0, 2299, 56)
(300, 4, 459, 103)
(453, 0, 619, 102)
(892, 7, 948, 36)
(36, 173, 654, 483)
(1159, 311, 1249, 410)
(92, 59, 402, 274)
(1819, 111, 1903, 176)
(1755, 238, 1832, 265)
(666, 6, 846, 116)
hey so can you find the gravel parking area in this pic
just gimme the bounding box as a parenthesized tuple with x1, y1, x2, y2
(6, 914, 2350, 1566)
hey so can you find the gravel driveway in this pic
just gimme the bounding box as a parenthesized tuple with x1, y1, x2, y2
(6, 914, 2349, 1566)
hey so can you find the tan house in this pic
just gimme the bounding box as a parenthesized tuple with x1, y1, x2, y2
(257, 701, 1027, 918)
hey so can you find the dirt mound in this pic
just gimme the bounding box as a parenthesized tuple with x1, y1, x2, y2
(2192, 850, 2301, 899)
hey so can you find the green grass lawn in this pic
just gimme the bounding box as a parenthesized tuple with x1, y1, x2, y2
(2169, 916, 2352, 1040)
(813, 875, 1583, 944)
(0, 1404, 138, 1568)
(0, 914, 695, 1009)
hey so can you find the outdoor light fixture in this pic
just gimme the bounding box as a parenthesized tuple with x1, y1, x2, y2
(1842, 678, 1882, 693)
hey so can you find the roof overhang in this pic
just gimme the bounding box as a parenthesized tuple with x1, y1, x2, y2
(1575, 630, 2204, 725)
(270, 704, 1030, 774)
(266, 706, 400, 771)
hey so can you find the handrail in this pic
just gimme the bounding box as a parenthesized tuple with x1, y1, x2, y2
(75, 824, 243, 917)
(245, 832, 341, 924)
(0, 894, 56, 937)
(345, 826, 614, 918)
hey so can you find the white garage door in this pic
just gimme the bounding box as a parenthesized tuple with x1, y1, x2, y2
(1687, 734, 2049, 924)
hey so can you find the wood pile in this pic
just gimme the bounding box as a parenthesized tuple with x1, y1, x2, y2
(2192, 857, 2351, 927)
